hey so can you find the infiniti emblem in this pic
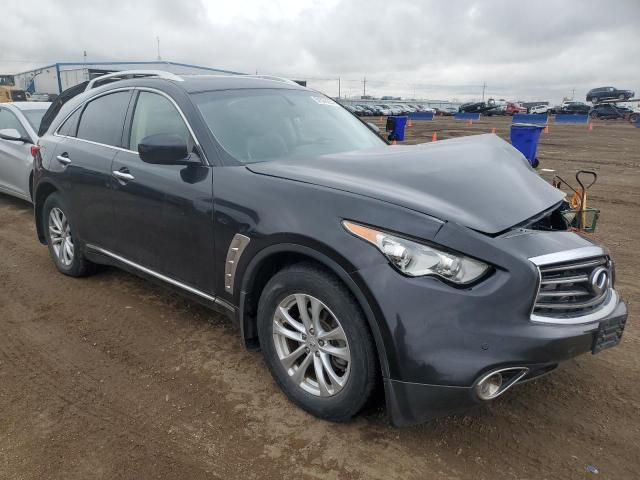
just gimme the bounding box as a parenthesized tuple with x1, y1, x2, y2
(589, 266, 610, 296)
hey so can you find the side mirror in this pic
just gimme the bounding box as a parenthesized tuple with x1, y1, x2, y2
(366, 122, 380, 134)
(138, 134, 197, 166)
(0, 128, 30, 144)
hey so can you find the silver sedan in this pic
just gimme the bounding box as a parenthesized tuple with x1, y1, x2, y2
(0, 101, 50, 202)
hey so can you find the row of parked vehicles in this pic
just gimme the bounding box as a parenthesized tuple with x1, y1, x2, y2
(344, 103, 458, 117)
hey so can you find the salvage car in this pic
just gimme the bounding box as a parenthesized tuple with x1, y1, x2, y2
(558, 102, 590, 115)
(33, 72, 627, 426)
(587, 86, 634, 103)
(589, 104, 626, 120)
(0, 101, 50, 201)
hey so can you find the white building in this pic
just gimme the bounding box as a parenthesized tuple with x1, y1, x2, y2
(12, 61, 243, 95)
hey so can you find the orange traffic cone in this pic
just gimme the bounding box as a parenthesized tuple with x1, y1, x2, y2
(380, 116, 383, 122)
(391, 139, 397, 145)
(588, 122, 593, 131)
(407, 119, 413, 128)
(491, 127, 496, 134)
(432, 131, 438, 142)
(468, 119, 473, 126)
(543, 125, 549, 134)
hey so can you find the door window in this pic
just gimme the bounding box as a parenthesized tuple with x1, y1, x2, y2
(57, 108, 81, 137)
(128, 91, 192, 152)
(0, 108, 27, 137)
(76, 91, 131, 147)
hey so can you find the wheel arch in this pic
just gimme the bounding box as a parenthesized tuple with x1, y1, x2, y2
(237, 243, 390, 378)
(34, 179, 60, 244)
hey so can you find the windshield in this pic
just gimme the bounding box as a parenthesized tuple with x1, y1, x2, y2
(22, 109, 47, 131)
(192, 89, 385, 163)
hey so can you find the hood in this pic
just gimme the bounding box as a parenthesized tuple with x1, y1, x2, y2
(247, 134, 565, 235)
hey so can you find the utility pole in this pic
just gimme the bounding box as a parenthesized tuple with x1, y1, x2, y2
(83, 50, 87, 66)
(362, 76, 366, 97)
(338, 77, 341, 99)
(156, 36, 161, 61)
(571, 87, 575, 100)
(482, 81, 486, 101)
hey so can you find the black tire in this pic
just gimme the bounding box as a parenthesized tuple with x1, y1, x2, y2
(257, 262, 377, 422)
(42, 192, 96, 277)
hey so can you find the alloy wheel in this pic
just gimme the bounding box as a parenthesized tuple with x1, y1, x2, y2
(48, 207, 74, 266)
(272, 293, 351, 397)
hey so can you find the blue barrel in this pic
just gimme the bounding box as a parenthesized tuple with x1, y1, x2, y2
(510, 123, 544, 167)
(386, 116, 408, 141)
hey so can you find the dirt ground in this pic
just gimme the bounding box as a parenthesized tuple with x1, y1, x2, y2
(1, 116, 638, 480)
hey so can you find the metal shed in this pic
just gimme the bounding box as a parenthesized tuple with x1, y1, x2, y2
(12, 61, 243, 95)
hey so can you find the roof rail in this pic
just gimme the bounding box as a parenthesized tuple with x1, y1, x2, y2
(243, 75, 300, 86)
(85, 70, 184, 91)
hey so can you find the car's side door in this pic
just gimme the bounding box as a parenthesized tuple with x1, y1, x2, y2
(0, 106, 31, 199)
(54, 89, 134, 249)
(110, 89, 215, 293)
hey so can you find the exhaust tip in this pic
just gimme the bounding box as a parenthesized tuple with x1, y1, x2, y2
(475, 367, 529, 401)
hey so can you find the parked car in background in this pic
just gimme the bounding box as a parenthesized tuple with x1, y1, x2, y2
(29, 92, 57, 102)
(558, 102, 590, 115)
(529, 105, 550, 114)
(0, 101, 50, 202)
(484, 105, 507, 116)
(433, 107, 455, 116)
(459, 101, 487, 113)
(589, 104, 626, 120)
(33, 72, 627, 427)
(505, 103, 527, 115)
(587, 86, 634, 103)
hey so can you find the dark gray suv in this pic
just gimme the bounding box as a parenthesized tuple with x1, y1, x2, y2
(32, 71, 627, 426)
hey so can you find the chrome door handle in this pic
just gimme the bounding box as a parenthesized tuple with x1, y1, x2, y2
(112, 170, 135, 181)
(56, 155, 71, 165)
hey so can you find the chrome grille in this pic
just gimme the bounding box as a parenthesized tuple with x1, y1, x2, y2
(533, 256, 612, 318)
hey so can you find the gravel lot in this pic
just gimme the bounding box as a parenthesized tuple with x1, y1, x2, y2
(1, 116, 638, 479)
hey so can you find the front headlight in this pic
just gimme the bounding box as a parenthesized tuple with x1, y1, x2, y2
(343, 220, 489, 284)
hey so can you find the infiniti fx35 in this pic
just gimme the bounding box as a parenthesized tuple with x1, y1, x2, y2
(33, 73, 627, 426)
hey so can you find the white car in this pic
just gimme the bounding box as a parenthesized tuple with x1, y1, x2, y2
(529, 105, 550, 114)
(0, 101, 50, 202)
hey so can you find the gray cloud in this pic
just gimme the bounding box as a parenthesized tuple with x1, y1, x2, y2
(2, 0, 639, 102)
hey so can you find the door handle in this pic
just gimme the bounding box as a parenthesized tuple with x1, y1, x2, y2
(56, 154, 71, 165)
(112, 170, 135, 182)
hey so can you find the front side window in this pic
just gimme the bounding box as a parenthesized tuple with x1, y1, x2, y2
(0, 108, 27, 137)
(192, 88, 385, 163)
(129, 91, 192, 151)
(76, 91, 131, 147)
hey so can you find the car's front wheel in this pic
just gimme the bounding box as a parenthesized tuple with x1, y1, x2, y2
(43, 193, 96, 277)
(257, 263, 377, 422)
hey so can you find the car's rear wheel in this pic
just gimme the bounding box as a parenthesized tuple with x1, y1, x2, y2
(257, 262, 377, 422)
(43, 193, 96, 277)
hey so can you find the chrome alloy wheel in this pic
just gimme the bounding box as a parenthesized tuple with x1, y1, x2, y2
(48, 207, 74, 266)
(272, 294, 351, 397)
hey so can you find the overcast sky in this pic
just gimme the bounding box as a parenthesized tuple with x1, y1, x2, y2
(2, 0, 639, 102)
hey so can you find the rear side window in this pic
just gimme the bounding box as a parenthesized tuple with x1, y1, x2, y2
(76, 91, 131, 147)
(57, 108, 81, 137)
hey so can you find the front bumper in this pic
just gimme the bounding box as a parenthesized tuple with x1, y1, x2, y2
(385, 299, 627, 427)
(351, 229, 628, 427)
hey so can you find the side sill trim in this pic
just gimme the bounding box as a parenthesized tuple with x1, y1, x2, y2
(86, 244, 233, 311)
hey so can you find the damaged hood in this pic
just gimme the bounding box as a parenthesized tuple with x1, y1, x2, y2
(247, 134, 564, 234)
